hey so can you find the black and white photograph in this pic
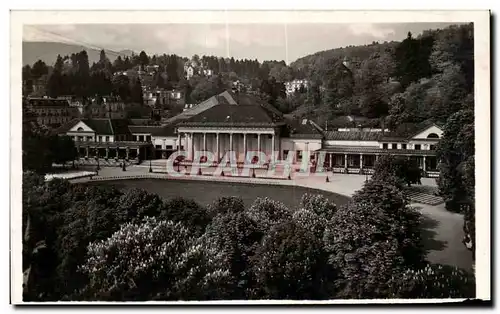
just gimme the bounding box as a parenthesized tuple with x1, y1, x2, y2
(9, 9, 491, 304)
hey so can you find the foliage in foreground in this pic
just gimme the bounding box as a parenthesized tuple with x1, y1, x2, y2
(23, 173, 475, 301)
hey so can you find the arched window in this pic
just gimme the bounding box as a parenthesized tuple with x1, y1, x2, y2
(427, 133, 439, 139)
(77, 127, 84, 131)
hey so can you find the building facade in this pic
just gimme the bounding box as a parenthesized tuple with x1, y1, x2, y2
(25, 97, 79, 127)
(58, 91, 443, 177)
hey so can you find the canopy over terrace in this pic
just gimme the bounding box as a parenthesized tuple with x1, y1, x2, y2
(315, 145, 438, 175)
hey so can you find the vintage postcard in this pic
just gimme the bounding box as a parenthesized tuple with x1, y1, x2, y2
(10, 10, 491, 304)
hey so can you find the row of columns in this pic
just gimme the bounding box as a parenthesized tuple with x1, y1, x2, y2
(322, 153, 428, 170)
(178, 132, 275, 161)
(80, 146, 140, 160)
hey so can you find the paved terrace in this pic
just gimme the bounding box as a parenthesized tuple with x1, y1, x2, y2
(67, 162, 472, 271)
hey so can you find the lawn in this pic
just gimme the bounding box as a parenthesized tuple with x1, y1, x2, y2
(87, 178, 351, 209)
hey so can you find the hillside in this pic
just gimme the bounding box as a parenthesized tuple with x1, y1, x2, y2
(22, 41, 134, 66)
(290, 41, 400, 76)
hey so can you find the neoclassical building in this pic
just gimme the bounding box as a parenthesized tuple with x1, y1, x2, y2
(58, 90, 443, 177)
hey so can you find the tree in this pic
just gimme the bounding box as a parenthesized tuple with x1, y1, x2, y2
(251, 221, 330, 299)
(116, 188, 165, 223)
(46, 55, 65, 98)
(324, 178, 424, 299)
(245, 197, 293, 232)
(393, 32, 434, 88)
(436, 109, 475, 257)
(389, 263, 475, 298)
(138, 50, 150, 67)
(130, 78, 144, 104)
(207, 196, 245, 216)
(78, 217, 231, 301)
(113, 56, 125, 72)
(160, 197, 211, 237)
(31, 60, 49, 79)
(49, 135, 76, 167)
(53, 185, 124, 297)
(203, 211, 263, 298)
(23, 65, 33, 95)
(436, 109, 474, 212)
(112, 74, 131, 102)
(372, 154, 422, 187)
(429, 23, 474, 92)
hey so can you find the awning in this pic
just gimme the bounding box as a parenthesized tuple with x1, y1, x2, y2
(316, 145, 437, 156)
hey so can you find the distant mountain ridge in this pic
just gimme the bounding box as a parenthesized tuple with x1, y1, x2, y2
(22, 41, 135, 66)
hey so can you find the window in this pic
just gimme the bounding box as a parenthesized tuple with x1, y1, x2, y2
(402, 144, 407, 150)
(430, 145, 436, 150)
(414, 144, 421, 150)
(139, 135, 144, 142)
(296, 150, 303, 161)
(427, 133, 439, 139)
(105, 136, 110, 142)
(77, 127, 84, 131)
(166, 145, 173, 150)
(383, 143, 388, 149)
(78, 136, 84, 141)
(392, 143, 398, 149)
(283, 150, 289, 159)
(155, 145, 162, 149)
(87, 136, 92, 141)
(146, 135, 151, 142)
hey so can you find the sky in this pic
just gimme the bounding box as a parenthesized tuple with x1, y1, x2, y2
(23, 22, 458, 63)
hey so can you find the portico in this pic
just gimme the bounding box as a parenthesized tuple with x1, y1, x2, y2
(176, 127, 279, 163)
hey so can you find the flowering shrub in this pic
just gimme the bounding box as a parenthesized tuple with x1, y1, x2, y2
(246, 197, 293, 232)
(79, 217, 231, 301)
(389, 263, 475, 298)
